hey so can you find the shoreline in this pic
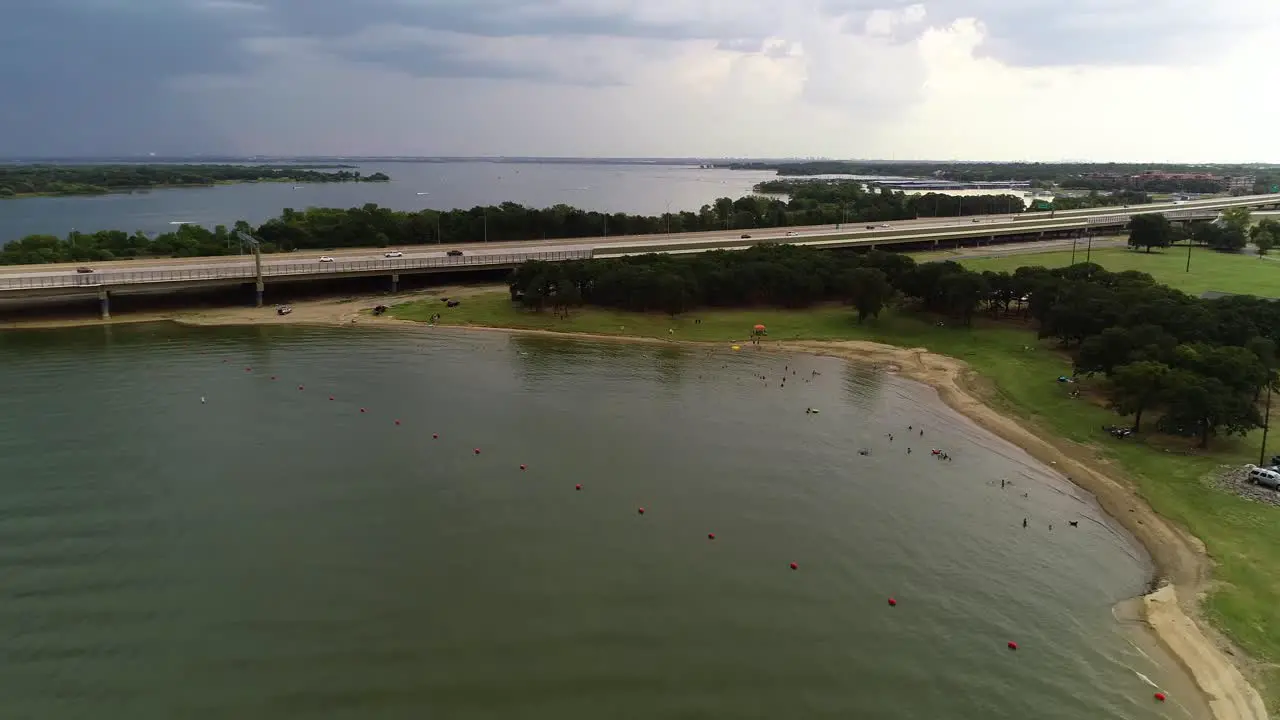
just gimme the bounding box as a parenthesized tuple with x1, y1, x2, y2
(0, 293, 1268, 720)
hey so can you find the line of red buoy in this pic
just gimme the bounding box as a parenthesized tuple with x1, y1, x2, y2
(223, 360, 1093, 688)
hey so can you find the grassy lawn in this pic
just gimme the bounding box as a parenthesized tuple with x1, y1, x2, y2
(393, 291, 1280, 706)
(955, 244, 1280, 297)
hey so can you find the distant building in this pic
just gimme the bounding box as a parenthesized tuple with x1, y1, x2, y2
(1223, 175, 1256, 192)
(1130, 171, 1221, 183)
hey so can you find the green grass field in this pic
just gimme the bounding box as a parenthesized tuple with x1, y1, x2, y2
(954, 244, 1280, 297)
(392, 291, 1280, 706)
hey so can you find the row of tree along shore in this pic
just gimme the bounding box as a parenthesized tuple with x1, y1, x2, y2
(0, 164, 390, 198)
(509, 243, 1280, 449)
(0, 182, 1024, 264)
(1126, 210, 1280, 254)
(730, 160, 1280, 195)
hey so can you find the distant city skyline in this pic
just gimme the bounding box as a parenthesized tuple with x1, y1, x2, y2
(2, 0, 1278, 162)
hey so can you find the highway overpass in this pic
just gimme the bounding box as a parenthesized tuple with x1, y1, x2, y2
(1, 193, 1275, 317)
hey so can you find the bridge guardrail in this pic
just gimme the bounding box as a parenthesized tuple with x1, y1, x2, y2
(0, 249, 593, 291)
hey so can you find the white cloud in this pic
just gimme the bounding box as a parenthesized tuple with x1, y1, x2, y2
(162, 0, 1280, 161)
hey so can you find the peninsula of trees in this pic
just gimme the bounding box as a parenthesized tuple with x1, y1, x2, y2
(0, 164, 391, 198)
(728, 161, 1279, 195)
(509, 244, 1279, 448)
(0, 184, 1023, 265)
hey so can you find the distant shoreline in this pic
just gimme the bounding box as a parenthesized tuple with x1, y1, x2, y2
(1, 177, 380, 200)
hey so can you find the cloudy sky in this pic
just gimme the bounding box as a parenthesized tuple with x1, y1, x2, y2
(3, 0, 1278, 161)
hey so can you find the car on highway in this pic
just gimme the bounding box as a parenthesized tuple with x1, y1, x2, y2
(866, 225, 876, 230)
(878, 224, 891, 228)
(319, 256, 335, 262)
(447, 250, 464, 257)
(971, 218, 981, 223)
(740, 234, 751, 239)
(76, 266, 94, 273)
(384, 251, 403, 258)
(784, 231, 798, 237)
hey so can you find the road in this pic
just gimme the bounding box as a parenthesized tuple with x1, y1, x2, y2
(0, 193, 1272, 285)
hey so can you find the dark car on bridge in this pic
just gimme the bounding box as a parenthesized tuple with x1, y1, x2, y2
(447, 250, 464, 257)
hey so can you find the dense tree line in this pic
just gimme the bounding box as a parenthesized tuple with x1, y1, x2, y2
(509, 239, 1280, 448)
(0, 182, 1024, 265)
(755, 179, 1025, 217)
(729, 161, 1280, 195)
(0, 164, 390, 198)
(1041, 189, 1151, 211)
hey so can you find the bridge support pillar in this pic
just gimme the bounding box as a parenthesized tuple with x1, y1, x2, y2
(255, 280, 264, 308)
(97, 288, 110, 320)
(390, 273, 400, 293)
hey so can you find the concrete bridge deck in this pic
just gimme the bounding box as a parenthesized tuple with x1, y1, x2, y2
(0, 193, 1274, 316)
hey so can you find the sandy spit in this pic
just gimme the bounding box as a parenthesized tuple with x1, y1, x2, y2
(1, 292, 1268, 720)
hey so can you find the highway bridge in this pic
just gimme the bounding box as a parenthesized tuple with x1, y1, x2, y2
(1, 193, 1276, 318)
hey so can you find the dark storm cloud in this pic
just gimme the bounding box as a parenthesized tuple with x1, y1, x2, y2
(0, 0, 252, 156)
(256, 0, 740, 42)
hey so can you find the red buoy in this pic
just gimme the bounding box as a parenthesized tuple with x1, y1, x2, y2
(298, 385, 304, 390)
(1007, 641, 1018, 651)
(360, 408, 367, 413)
(520, 464, 527, 470)
(432, 433, 438, 439)
(474, 448, 481, 455)
(575, 484, 582, 491)
(394, 420, 401, 425)
(270, 376, 277, 380)
(245, 367, 252, 372)
(888, 597, 897, 607)
(708, 533, 716, 540)
(1154, 692, 1166, 702)
(789, 562, 798, 570)
(638, 507, 645, 515)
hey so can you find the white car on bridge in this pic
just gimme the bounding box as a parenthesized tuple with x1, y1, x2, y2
(319, 256, 335, 263)
(384, 251, 403, 258)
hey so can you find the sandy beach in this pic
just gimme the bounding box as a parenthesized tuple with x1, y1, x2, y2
(1, 290, 1268, 720)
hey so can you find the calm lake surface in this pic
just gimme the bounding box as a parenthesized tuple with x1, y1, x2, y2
(0, 324, 1201, 719)
(0, 162, 777, 242)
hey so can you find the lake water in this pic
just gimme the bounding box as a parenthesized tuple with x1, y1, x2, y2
(0, 162, 777, 242)
(0, 323, 1202, 719)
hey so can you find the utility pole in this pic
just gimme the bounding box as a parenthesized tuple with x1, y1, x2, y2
(1085, 229, 1093, 263)
(436, 213, 442, 244)
(1186, 236, 1193, 273)
(483, 214, 488, 243)
(1261, 378, 1274, 467)
(1071, 236, 1078, 265)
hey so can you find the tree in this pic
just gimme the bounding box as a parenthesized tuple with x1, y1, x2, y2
(1251, 219, 1280, 257)
(1221, 206, 1253, 235)
(844, 267, 892, 323)
(939, 271, 988, 326)
(1193, 221, 1247, 252)
(1127, 213, 1172, 253)
(1108, 361, 1171, 432)
(1157, 370, 1261, 448)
